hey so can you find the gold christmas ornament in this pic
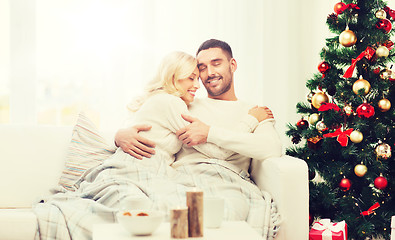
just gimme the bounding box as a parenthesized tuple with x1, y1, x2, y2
(376, 45, 390, 58)
(380, 69, 392, 80)
(350, 130, 363, 143)
(376, 9, 387, 19)
(378, 98, 391, 112)
(311, 92, 329, 109)
(352, 76, 371, 95)
(354, 164, 367, 177)
(375, 142, 392, 159)
(339, 27, 357, 47)
(308, 113, 321, 125)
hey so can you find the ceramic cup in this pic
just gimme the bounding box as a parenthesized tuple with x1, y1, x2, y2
(121, 196, 152, 211)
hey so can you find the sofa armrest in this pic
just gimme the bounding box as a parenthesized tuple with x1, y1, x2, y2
(250, 155, 309, 240)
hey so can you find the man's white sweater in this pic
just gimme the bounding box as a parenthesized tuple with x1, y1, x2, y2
(172, 97, 283, 173)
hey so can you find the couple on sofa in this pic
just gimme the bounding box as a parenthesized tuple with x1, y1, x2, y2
(33, 39, 283, 239)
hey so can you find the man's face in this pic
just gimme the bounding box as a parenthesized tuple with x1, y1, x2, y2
(197, 48, 236, 98)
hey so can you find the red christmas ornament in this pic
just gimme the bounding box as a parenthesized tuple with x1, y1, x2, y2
(376, 19, 392, 33)
(339, 178, 352, 191)
(374, 176, 388, 190)
(297, 119, 309, 130)
(356, 103, 375, 118)
(318, 61, 330, 73)
(374, 67, 381, 74)
(334, 2, 346, 14)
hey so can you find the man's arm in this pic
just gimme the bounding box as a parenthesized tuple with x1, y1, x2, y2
(207, 120, 283, 160)
(176, 106, 282, 160)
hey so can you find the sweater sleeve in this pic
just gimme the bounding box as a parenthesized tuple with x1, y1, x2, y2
(207, 118, 283, 160)
(162, 95, 235, 160)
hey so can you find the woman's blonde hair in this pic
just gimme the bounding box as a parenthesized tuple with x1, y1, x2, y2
(128, 51, 197, 112)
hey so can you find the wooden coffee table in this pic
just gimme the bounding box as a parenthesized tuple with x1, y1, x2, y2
(93, 221, 263, 240)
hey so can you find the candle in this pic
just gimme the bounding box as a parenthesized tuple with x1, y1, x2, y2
(170, 207, 189, 239)
(186, 189, 203, 237)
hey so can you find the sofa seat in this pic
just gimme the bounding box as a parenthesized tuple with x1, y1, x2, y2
(0, 209, 37, 240)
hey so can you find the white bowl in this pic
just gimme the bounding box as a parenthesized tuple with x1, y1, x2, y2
(117, 209, 165, 236)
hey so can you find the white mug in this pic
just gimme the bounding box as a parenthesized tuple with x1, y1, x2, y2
(204, 197, 224, 228)
(121, 196, 152, 211)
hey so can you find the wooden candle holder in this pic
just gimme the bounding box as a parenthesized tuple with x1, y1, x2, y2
(187, 190, 203, 237)
(170, 207, 188, 239)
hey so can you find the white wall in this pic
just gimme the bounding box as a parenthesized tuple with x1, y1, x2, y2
(1, 0, 339, 150)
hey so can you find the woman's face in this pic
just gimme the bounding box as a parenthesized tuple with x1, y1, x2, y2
(179, 67, 200, 104)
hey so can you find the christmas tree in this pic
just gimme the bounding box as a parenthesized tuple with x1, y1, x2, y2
(286, 1, 394, 239)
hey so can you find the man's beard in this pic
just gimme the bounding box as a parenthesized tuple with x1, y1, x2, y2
(205, 76, 232, 97)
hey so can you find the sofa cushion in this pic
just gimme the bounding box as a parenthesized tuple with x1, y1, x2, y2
(58, 112, 116, 191)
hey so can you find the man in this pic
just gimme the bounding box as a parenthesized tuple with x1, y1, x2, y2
(115, 39, 282, 174)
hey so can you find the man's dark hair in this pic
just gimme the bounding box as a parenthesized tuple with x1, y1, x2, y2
(196, 39, 233, 59)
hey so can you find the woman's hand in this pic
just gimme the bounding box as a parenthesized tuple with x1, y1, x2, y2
(115, 125, 156, 159)
(248, 106, 274, 122)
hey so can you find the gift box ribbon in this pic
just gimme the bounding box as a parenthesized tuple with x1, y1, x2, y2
(311, 219, 347, 240)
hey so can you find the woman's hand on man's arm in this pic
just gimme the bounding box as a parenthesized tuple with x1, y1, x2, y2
(115, 125, 156, 159)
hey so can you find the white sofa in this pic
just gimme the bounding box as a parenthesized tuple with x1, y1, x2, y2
(0, 124, 309, 240)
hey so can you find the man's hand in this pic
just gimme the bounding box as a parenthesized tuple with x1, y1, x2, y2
(248, 106, 274, 122)
(176, 114, 210, 147)
(115, 125, 156, 160)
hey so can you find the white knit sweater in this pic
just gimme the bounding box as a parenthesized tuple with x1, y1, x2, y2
(172, 97, 283, 173)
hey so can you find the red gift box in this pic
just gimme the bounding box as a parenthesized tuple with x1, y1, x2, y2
(309, 219, 347, 240)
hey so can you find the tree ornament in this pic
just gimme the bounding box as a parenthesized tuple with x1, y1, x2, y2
(375, 142, 392, 159)
(311, 92, 329, 109)
(354, 164, 367, 177)
(350, 130, 363, 143)
(296, 119, 309, 130)
(323, 127, 353, 147)
(375, 45, 390, 58)
(308, 113, 321, 125)
(334, 2, 346, 15)
(291, 134, 301, 144)
(378, 98, 391, 112)
(307, 92, 314, 103)
(339, 26, 357, 47)
(307, 136, 323, 149)
(379, 68, 392, 80)
(356, 103, 375, 118)
(343, 104, 353, 116)
(339, 178, 352, 192)
(374, 67, 381, 74)
(327, 85, 336, 96)
(376, 19, 392, 33)
(352, 76, 371, 95)
(318, 61, 330, 74)
(374, 175, 388, 190)
(316, 121, 328, 132)
(375, 9, 387, 19)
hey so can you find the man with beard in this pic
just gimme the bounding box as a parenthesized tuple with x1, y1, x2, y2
(115, 39, 282, 174)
